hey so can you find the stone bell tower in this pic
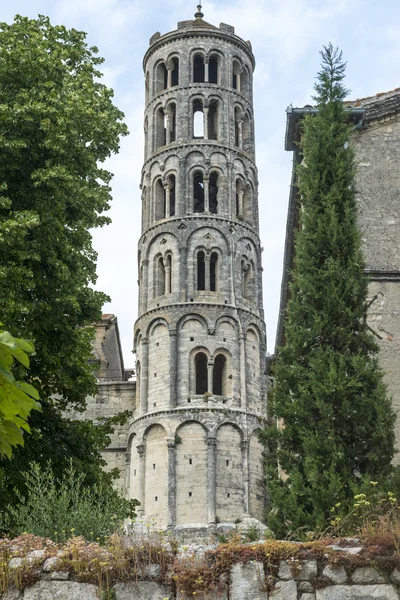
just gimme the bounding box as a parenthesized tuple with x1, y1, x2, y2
(129, 5, 267, 532)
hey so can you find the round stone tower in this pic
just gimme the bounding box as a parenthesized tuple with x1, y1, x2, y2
(129, 5, 267, 533)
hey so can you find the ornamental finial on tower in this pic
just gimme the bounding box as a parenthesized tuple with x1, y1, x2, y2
(195, 4, 204, 19)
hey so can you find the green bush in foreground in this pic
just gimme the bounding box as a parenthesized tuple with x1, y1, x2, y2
(0, 462, 137, 542)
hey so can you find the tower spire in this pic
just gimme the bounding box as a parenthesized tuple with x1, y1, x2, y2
(194, 4, 204, 19)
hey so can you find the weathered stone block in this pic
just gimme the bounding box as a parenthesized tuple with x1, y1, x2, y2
(177, 590, 227, 600)
(42, 557, 59, 572)
(50, 571, 70, 581)
(390, 568, 400, 585)
(322, 564, 347, 584)
(113, 581, 172, 599)
(23, 581, 98, 599)
(2, 589, 23, 600)
(316, 584, 399, 599)
(298, 581, 314, 593)
(351, 567, 386, 584)
(277, 560, 292, 580)
(230, 561, 267, 600)
(269, 580, 297, 599)
(296, 559, 318, 581)
(300, 595, 316, 600)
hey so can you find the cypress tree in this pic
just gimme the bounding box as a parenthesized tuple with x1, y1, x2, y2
(265, 44, 395, 536)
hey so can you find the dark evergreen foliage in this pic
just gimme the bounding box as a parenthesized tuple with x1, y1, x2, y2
(264, 44, 395, 537)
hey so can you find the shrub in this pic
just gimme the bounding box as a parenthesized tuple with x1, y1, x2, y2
(0, 461, 136, 542)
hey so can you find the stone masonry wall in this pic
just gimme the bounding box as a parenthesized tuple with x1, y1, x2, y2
(4, 556, 400, 600)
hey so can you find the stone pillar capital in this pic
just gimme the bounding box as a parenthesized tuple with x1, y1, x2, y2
(137, 443, 145, 456)
(166, 438, 176, 449)
(241, 439, 249, 451)
(169, 328, 177, 337)
(141, 337, 149, 345)
(207, 436, 217, 447)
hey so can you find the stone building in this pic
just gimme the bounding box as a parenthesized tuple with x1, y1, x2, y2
(126, 4, 268, 532)
(278, 89, 400, 460)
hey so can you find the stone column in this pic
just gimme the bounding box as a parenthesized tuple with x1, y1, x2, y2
(238, 188, 244, 217)
(167, 439, 176, 528)
(204, 176, 210, 213)
(204, 59, 209, 82)
(136, 443, 146, 517)
(165, 263, 171, 294)
(165, 113, 171, 145)
(239, 332, 247, 410)
(205, 253, 211, 290)
(241, 440, 250, 516)
(203, 107, 209, 140)
(169, 329, 178, 407)
(179, 245, 187, 301)
(207, 437, 217, 523)
(167, 66, 172, 89)
(207, 359, 214, 395)
(164, 183, 171, 218)
(124, 451, 131, 498)
(237, 72, 241, 92)
(237, 119, 243, 149)
(140, 337, 149, 415)
(142, 259, 149, 313)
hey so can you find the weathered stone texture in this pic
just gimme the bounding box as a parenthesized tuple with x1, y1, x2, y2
(269, 579, 297, 599)
(322, 564, 348, 584)
(112, 581, 171, 599)
(316, 585, 399, 600)
(230, 561, 267, 600)
(23, 581, 98, 600)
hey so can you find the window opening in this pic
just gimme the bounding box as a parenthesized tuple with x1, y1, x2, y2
(155, 107, 166, 150)
(210, 252, 218, 292)
(171, 57, 179, 86)
(156, 62, 168, 94)
(155, 255, 165, 297)
(193, 54, 205, 82)
(195, 352, 208, 394)
(155, 179, 165, 221)
(208, 102, 218, 140)
(209, 55, 218, 84)
(170, 104, 176, 142)
(213, 354, 226, 395)
(169, 175, 176, 216)
(197, 251, 206, 290)
(193, 100, 204, 137)
(194, 173, 204, 212)
(209, 172, 218, 214)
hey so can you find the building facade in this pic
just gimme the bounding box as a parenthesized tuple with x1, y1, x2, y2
(125, 6, 268, 531)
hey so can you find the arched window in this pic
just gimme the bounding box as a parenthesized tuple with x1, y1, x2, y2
(193, 54, 205, 83)
(154, 179, 165, 221)
(209, 172, 218, 214)
(243, 260, 254, 301)
(208, 101, 219, 140)
(236, 179, 244, 217)
(165, 254, 172, 294)
(209, 55, 218, 84)
(234, 106, 242, 148)
(213, 354, 226, 396)
(243, 185, 253, 224)
(168, 175, 176, 217)
(171, 57, 179, 86)
(197, 251, 205, 290)
(170, 103, 176, 143)
(195, 352, 208, 394)
(232, 60, 242, 91)
(144, 117, 149, 158)
(193, 100, 204, 138)
(155, 107, 166, 150)
(241, 67, 250, 98)
(210, 252, 218, 291)
(194, 173, 204, 212)
(243, 114, 252, 154)
(155, 62, 168, 94)
(155, 256, 166, 297)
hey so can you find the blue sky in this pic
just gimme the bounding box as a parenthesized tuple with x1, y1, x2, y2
(2, 0, 400, 367)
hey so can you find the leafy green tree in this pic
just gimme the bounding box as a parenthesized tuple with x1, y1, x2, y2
(264, 44, 395, 537)
(0, 326, 40, 458)
(0, 15, 128, 507)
